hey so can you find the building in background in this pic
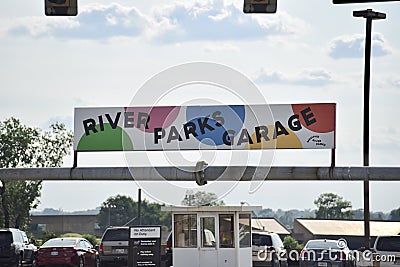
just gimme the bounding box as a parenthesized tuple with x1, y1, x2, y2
(30, 214, 102, 237)
(293, 218, 400, 249)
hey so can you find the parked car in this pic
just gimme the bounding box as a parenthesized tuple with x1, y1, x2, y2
(0, 228, 36, 267)
(36, 237, 99, 267)
(372, 235, 400, 267)
(99, 226, 129, 267)
(164, 232, 173, 267)
(300, 239, 354, 267)
(252, 230, 288, 267)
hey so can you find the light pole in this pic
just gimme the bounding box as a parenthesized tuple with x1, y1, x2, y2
(353, 8, 386, 249)
(105, 203, 116, 227)
(184, 190, 195, 206)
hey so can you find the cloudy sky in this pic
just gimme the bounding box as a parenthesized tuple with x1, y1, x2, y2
(1, 0, 399, 213)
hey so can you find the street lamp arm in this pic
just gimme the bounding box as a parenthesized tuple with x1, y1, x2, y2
(334, 0, 399, 4)
(353, 9, 386, 19)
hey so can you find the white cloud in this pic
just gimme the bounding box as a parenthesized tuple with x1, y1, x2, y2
(389, 77, 400, 88)
(369, 73, 400, 92)
(1, 16, 78, 37)
(151, 1, 307, 43)
(1, 1, 307, 42)
(376, 127, 400, 144)
(328, 33, 392, 59)
(254, 68, 334, 86)
(3, 3, 152, 40)
(204, 43, 240, 53)
(372, 127, 400, 158)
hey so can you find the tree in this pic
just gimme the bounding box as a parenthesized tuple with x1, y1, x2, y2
(314, 193, 354, 219)
(389, 208, 400, 221)
(141, 201, 171, 229)
(0, 118, 73, 229)
(353, 208, 364, 220)
(283, 236, 303, 250)
(97, 195, 171, 231)
(181, 191, 225, 206)
(82, 234, 98, 246)
(278, 210, 295, 229)
(257, 208, 275, 218)
(98, 195, 136, 229)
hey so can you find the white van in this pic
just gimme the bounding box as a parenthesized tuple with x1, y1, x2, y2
(252, 231, 288, 267)
(372, 235, 400, 267)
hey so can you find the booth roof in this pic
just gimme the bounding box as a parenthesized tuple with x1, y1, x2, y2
(161, 205, 262, 213)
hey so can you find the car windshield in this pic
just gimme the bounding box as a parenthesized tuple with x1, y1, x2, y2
(253, 234, 272, 246)
(103, 228, 129, 241)
(306, 240, 342, 250)
(376, 236, 400, 252)
(0, 232, 12, 245)
(42, 239, 77, 247)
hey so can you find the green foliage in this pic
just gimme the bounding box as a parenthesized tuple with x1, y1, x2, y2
(314, 193, 353, 219)
(389, 208, 400, 221)
(61, 233, 82, 238)
(98, 195, 136, 229)
(41, 231, 59, 244)
(181, 191, 225, 206)
(350, 208, 391, 220)
(141, 201, 171, 228)
(278, 211, 295, 229)
(82, 234, 99, 246)
(283, 236, 303, 250)
(97, 195, 171, 231)
(0, 118, 73, 229)
(59, 233, 98, 246)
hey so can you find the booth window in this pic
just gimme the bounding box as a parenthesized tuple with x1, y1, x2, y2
(174, 214, 197, 248)
(201, 217, 216, 248)
(219, 214, 235, 248)
(239, 213, 251, 248)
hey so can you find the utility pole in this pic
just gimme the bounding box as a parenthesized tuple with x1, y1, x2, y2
(353, 8, 386, 249)
(138, 188, 142, 225)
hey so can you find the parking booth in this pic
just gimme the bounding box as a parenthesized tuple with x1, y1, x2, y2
(161, 205, 262, 267)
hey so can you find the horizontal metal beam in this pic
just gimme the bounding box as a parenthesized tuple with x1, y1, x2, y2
(0, 166, 398, 181)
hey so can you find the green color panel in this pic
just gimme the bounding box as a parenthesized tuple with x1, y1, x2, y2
(77, 124, 134, 151)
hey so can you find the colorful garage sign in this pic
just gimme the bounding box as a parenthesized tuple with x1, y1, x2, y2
(74, 103, 336, 151)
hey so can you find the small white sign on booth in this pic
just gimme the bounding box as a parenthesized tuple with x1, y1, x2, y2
(131, 227, 161, 239)
(161, 205, 262, 267)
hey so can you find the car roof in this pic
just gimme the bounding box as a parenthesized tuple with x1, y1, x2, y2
(0, 228, 21, 232)
(307, 239, 339, 243)
(41, 237, 83, 247)
(252, 230, 274, 235)
(45, 237, 82, 242)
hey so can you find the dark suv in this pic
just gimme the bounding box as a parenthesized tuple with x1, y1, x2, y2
(0, 228, 36, 267)
(373, 235, 400, 267)
(99, 227, 129, 267)
(164, 232, 172, 267)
